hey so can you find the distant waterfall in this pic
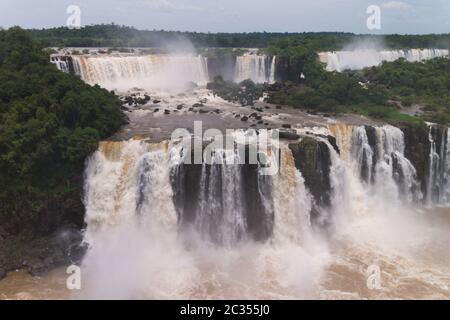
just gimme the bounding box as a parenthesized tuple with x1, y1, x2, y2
(319, 49, 449, 72)
(71, 54, 209, 90)
(234, 54, 276, 83)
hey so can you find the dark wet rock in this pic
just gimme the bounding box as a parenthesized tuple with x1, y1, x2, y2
(250, 124, 256, 127)
(289, 137, 332, 225)
(199, 109, 209, 114)
(214, 109, 221, 114)
(327, 135, 340, 154)
(400, 122, 433, 198)
(265, 106, 270, 109)
(279, 130, 300, 140)
(241, 116, 249, 122)
(177, 104, 185, 110)
(153, 100, 161, 104)
(255, 115, 262, 121)
(192, 103, 203, 108)
(235, 114, 241, 118)
(255, 107, 263, 112)
(282, 124, 292, 129)
(276, 105, 282, 109)
(170, 144, 274, 243)
(153, 108, 159, 113)
(257, 120, 264, 124)
(164, 109, 170, 115)
(188, 107, 194, 112)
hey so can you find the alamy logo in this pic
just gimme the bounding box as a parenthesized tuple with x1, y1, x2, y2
(366, 264, 382, 290)
(171, 121, 280, 176)
(366, 5, 381, 30)
(66, 265, 81, 290)
(66, 5, 81, 29)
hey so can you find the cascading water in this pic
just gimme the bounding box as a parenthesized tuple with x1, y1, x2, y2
(50, 56, 71, 73)
(69, 50, 450, 298)
(72, 54, 209, 90)
(328, 124, 421, 203)
(80, 134, 330, 299)
(319, 49, 449, 72)
(427, 125, 450, 204)
(234, 54, 276, 84)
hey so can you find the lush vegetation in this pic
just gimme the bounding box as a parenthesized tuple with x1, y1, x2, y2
(0, 27, 124, 228)
(30, 24, 450, 51)
(207, 77, 268, 106)
(363, 58, 450, 124)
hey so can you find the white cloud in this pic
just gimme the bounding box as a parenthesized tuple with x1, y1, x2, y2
(381, 1, 412, 10)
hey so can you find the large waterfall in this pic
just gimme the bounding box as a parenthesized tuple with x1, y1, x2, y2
(51, 51, 278, 89)
(47, 47, 450, 299)
(78, 119, 450, 298)
(71, 54, 210, 91)
(319, 49, 449, 72)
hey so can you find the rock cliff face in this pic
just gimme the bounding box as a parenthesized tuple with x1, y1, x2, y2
(206, 55, 237, 82)
(170, 144, 275, 244)
(289, 137, 332, 222)
(400, 123, 431, 197)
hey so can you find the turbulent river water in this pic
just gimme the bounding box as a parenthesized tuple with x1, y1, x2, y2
(1, 205, 449, 300)
(2, 51, 450, 300)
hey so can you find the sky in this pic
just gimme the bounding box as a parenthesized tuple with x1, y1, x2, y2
(0, 0, 449, 34)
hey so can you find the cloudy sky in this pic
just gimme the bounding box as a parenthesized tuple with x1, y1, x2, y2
(0, 0, 449, 34)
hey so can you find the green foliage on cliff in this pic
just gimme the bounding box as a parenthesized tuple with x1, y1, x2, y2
(0, 27, 124, 227)
(207, 77, 267, 106)
(363, 57, 450, 124)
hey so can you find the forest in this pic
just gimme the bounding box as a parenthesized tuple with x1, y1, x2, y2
(30, 24, 450, 51)
(0, 27, 124, 229)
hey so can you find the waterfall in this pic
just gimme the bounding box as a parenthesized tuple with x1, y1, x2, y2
(79, 123, 450, 298)
(426, 125, 450, 204)
(195, 149, 247, 245)
(328, 124, 420, 203)
(71, 54, 209, 90)
(272, 147, 312, 244)
(319, 49, 449, 72)
(234, 54, 276, 84)
(50, 56, 71, 73)
(83, 140, 178, 240)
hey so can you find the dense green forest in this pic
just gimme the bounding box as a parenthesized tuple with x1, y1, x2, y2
(0, 27, 124, 230)
(29, 24, 450, 51)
